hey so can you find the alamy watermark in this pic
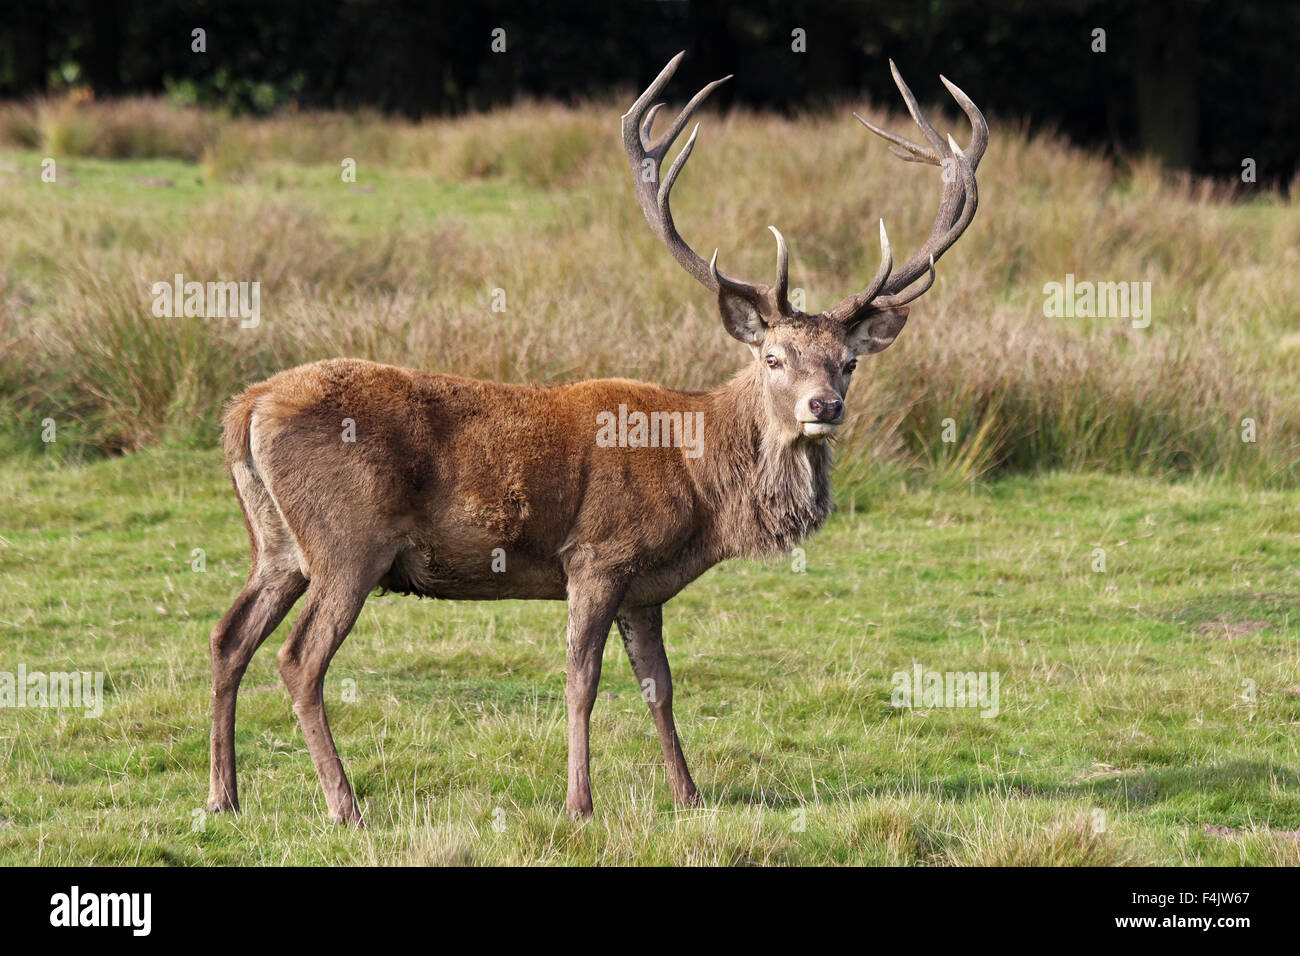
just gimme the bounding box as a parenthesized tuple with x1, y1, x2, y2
(151, 273, 260, 328)
(891, 663, 999, 718)
(1043, 274, 1151, 328)
(50, 886, 150, 936)
(595, 404, 704, 458)
(0, 665, 105, 718)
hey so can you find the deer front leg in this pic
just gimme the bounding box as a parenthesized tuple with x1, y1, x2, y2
(563, 566, 625, 818)
(616, 605, 700, 807)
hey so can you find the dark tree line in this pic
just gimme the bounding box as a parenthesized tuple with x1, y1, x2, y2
(2, 0, 1296, 184)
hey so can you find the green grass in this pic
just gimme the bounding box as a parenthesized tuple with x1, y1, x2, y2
(0, 149, 562, 237)
(2, 448, 1297, 865)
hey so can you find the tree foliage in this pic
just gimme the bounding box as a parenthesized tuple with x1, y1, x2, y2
(1, 0, 1295, 182)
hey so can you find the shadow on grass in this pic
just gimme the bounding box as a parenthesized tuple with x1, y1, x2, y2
(707, 758, 1300, 821)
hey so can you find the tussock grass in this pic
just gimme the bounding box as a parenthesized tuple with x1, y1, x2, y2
(0, 93, 1295, 484)
(34, 95, 218, 161)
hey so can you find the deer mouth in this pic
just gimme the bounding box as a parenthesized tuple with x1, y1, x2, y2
(800, 421, 840, 438)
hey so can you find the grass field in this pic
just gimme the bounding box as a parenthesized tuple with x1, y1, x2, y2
(1, 449, 1297, 865)
(0, 93, 1297, 865)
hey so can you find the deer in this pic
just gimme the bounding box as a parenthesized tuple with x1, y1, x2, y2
(207, 52, 986, 824)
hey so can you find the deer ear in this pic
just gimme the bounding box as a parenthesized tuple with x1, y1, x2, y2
(847, 306, 909, 355)
(718, 287, 769, 345)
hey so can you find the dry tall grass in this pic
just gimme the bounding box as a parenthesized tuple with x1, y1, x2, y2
(1, 93, 1296, 484)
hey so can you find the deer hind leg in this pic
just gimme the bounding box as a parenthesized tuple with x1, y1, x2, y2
(209, 462, 307, 814)
(616, 605, 700, 807)
(275, 551, 392, 826)
(208, 568, 306, 813)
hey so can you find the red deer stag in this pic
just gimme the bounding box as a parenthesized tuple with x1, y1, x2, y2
(208, 52, 986, 823)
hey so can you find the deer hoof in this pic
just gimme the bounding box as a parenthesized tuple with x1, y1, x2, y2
(566, 802, 594, 820)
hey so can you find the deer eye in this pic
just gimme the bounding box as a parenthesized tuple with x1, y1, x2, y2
(765, 355, 782, 370)
(844, 359, 858, 374)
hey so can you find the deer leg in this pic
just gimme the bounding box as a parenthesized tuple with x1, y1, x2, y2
(208, 568, 307, 813)
(563, 570, 625, 818)
(275, 572, 376, 826)
(616, 605, 700, 807)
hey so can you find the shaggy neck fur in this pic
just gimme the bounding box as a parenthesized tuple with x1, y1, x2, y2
(690, 363, 833, 558)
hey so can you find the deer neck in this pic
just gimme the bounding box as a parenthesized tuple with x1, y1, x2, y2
(690, 363, 833, 559)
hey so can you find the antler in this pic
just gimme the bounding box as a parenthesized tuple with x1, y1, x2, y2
(623, 54, 985, 326)
(622, 52, 790, 311)
(825, 61, 987, 323)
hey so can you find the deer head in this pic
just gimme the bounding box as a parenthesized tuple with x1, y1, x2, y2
(622, 52, 987, 442)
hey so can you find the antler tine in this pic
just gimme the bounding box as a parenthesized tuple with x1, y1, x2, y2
(878, 254, 935, 308)
(887, 60, 948, 157)
(829, 61, 986, 323)
(622, 53, 773, 299)
(940, 75, 989, 168)
(769, 226, 791, 314)
(853, 112, 939, 165)
(623, 52, 683, 150)
(657, 120, 700, 208)
(824, 220, 893, 322)
(640, 102, 665, 145)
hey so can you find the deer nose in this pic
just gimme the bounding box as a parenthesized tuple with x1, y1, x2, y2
(808, 397, 843, 422)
